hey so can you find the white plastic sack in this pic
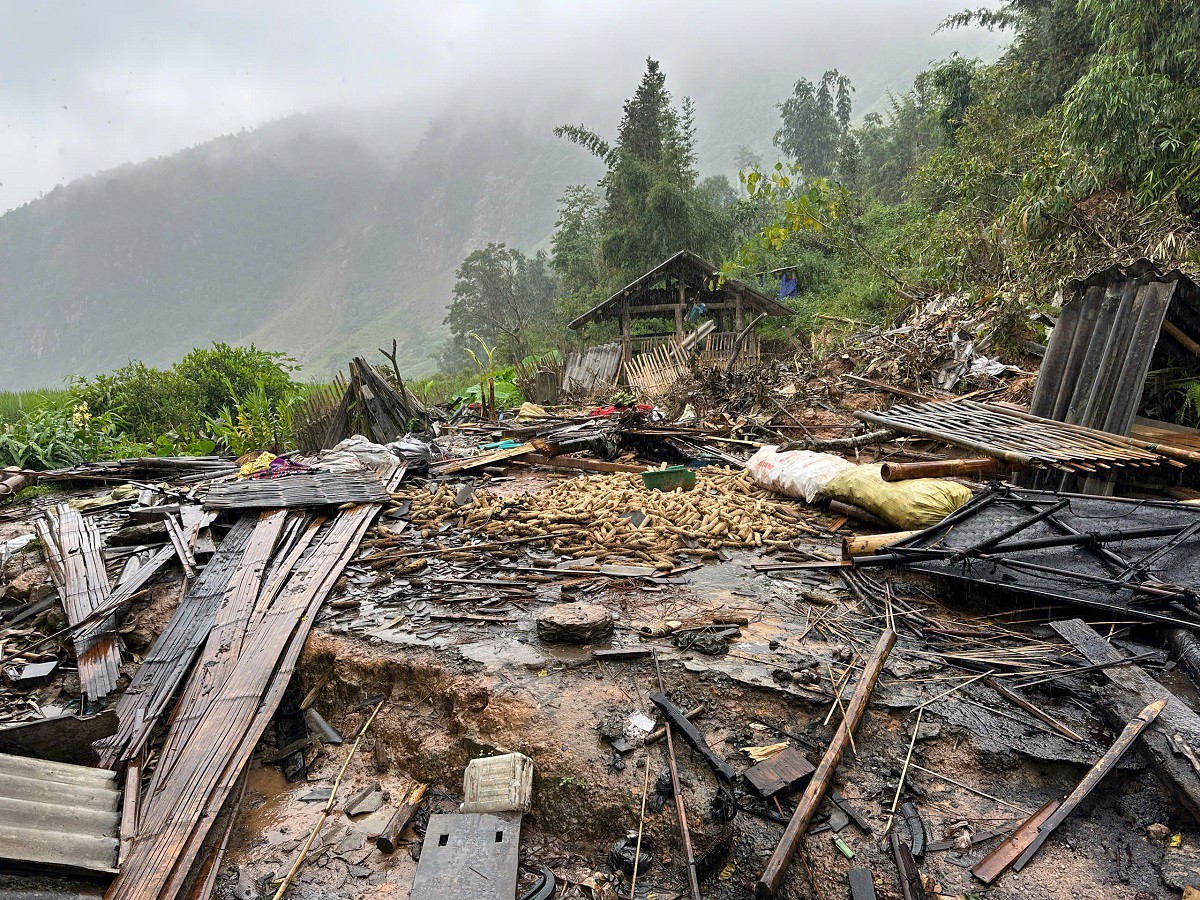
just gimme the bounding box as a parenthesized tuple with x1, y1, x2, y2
(320, 435, 395, 473)
(745, 446, 856, 504)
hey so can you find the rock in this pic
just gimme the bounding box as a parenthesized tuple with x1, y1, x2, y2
(916, 722, 943, 742)
(1147, 823, 1171, 842)
(337, 829, 367, 853)
(108, 521, 168, 546)
(536, 603, 613, 644)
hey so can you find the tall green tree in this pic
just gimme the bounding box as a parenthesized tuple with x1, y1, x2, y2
(554, 58, 731, 283)
(774, 70, 854, 180)
(443, 243, 558, 365)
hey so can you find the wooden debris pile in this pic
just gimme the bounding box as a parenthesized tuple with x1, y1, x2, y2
(320, 356, 432, 447)
(391, 468, 822, 566)
(813, 294, 1022, 394)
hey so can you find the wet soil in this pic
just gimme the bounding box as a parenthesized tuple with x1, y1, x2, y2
(1, 475, 1193, 900)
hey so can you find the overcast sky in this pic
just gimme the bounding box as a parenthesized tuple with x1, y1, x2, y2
(0, 1, 1002, 211)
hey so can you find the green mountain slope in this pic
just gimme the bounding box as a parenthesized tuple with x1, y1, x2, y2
(0, 110, 602, 388)
(1, 26, 1001, 390)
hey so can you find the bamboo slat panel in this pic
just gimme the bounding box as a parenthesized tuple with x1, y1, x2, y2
(626, 340, 690, 398)
(107, 468, 396, 900)
(37, 505, 121, 702)
(97, 517, 258, 769)
(696, 331, 761, 369)
(856, 399, 1195, 473)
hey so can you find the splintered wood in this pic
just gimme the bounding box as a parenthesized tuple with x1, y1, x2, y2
(36, 504, 121, 701)
(106, 470, 394, 900)
(388, 468, 821, 567)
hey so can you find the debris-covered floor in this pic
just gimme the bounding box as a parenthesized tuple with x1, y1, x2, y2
(8, 278, 1200, 900)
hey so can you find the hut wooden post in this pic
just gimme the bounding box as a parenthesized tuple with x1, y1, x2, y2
(734, 291, 745, 332)
(619, 295, 632, 373)
(674, 281, 686, 338)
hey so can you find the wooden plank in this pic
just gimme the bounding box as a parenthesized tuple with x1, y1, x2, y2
(743, 746, 816, 798)
(430, 443, 534, 476)
(521, 452, 646, 474)
(108, 483, 392, 900)
(0, 710, 116, 765)
(37, 505, 121, 701)
(1051, 618, 1200, 821)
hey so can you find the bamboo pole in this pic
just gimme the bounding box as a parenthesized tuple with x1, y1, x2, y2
(757, 629, 896, 897)
(880, 458, 1003, 481)
(842, 532, 919, 559)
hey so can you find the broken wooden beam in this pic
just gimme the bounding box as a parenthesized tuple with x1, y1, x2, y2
(973, 698, 1163, 882)
(375, 783, 428, 854)
(1011, 698, 1163, 871)
(649, 691, 737, 782)
(1051, 617, 1200, 821)
(970, 799, 1061, 884)
(757, 628, 896, 897)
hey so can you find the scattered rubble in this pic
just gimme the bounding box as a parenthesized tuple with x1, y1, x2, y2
(4, 265, 1200, 900)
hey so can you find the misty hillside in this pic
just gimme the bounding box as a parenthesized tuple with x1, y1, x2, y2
(0, 108, 602, 389)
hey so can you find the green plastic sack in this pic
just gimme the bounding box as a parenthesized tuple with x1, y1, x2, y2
(823, 464, 973, 530)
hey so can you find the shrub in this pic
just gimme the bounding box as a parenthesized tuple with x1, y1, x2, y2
(0, 402, 150, 470)
(174, 342, 298, 417)
(207, 386, 298, 455)
(72, 343, 299, 444)
(72, 362, 192, 443)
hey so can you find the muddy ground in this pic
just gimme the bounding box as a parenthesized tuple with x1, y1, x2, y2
(1, 472, 1197, 900)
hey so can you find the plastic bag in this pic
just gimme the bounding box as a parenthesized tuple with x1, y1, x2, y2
(320, 435, 395, 473)
(386, 435, 438, 472)
(744, 447, 856, 503)
(823, 463, 972, 530)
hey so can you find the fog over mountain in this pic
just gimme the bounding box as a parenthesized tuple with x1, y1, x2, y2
(0, 1, 1002, 388)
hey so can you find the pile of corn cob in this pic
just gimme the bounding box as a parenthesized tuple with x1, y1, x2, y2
(392, 468, 822, 567)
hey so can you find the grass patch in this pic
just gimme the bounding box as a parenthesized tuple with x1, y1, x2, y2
(0, 389, 72, 425)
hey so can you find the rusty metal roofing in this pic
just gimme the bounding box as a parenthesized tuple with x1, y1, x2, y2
(1022, 260, 1200, 492)
(567, 250, 792, 329)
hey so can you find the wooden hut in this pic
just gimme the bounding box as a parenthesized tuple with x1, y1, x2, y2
(567, 250, 793, 371)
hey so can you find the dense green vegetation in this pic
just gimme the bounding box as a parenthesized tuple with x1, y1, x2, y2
(441, 1, 1200, 368)
(727, 0, 1200, 324)
(7, 1, 1198, 472)
(0, 344, 302, 469)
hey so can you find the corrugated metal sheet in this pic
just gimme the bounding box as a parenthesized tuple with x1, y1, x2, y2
(0, 751, 120, 875)
(1022, 260, 1200, 492)
(203, 472, 388, 510)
